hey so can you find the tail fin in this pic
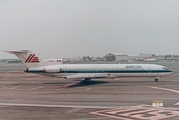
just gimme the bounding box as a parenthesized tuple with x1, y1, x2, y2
(4, 50, 43, 68)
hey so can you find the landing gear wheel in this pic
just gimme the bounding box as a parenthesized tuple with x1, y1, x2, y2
(155, 78, 159, 82)
(83, 78, 91, 82)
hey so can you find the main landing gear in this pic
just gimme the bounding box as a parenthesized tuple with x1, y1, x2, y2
(154, 77, 159, 82)
(83, 78, 91, 82)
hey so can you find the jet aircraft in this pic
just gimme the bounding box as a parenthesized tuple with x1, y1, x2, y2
(5, 50, 173, 82)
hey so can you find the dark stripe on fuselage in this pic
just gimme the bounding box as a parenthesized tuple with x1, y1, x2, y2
(27, 70, 172, 73)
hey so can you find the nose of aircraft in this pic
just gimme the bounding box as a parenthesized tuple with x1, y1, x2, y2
(169, 69, 173, 73)
(167, 69, 173, 75)
(161, 66, 173, 73)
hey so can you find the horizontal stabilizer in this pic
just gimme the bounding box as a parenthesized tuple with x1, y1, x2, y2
(4, 50, 28, 54)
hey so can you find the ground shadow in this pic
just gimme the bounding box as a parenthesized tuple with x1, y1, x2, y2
(68, 80, 109, 88)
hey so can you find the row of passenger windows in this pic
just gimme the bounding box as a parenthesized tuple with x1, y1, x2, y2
(62, 68, 143, 71)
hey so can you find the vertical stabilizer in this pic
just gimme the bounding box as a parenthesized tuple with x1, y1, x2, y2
(4, 50, 43, 68)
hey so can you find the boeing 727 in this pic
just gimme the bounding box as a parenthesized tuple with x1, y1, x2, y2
(5, 50, 173, 82)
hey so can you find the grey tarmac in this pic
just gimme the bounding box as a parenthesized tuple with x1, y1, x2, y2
(0, 63, 179, 120)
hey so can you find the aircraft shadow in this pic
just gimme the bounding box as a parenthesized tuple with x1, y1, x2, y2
(68, 80, 109, 88)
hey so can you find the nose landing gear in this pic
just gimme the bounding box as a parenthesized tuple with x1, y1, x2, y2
(155, 77, 159, 82)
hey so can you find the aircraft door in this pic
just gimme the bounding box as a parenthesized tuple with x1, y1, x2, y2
(148, 66, 151, 73)
(64, 68, 67, 73)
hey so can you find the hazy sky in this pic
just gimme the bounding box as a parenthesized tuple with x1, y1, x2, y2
(1, 0, 179, 59)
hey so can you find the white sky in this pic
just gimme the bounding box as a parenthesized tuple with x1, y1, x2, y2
(0, 0, 179, 59)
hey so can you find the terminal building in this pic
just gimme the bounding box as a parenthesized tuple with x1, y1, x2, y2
(114, 53, 128, 62)
(105, 53, 129, 62)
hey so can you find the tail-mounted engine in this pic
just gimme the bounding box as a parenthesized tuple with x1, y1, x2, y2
(24, 67, 61, 73)
(43, 67, 61, 73)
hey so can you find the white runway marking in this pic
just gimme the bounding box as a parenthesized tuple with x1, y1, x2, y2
(85, 88, 91, 91)
(91, 105, 179, 120)
(63, 82, 76, 88)
(57, 88, 65, 91)
(0, 102, 116, 109)
(175, 102, 179, 106)
(30, 86, 44, 91)
(57, 81, 80, 90)
(2, 86, 9, 89)
(11, 86, 21, 90)
(148, 86, 179, 94)
(2, 86, 21, 90)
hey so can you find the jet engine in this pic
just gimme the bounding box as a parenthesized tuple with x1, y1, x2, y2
(43, 67, 61, 73)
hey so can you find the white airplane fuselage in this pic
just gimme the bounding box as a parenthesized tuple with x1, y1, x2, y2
(26, 64, 172, 79)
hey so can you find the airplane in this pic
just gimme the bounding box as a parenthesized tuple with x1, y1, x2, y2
(5, 50, 173, 82)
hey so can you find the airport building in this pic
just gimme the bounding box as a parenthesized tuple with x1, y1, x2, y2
(128, 55, 140, 62)
(113, 53, 128, 62)
(105, 53, 140, 62)
(139, 53, 152, 58)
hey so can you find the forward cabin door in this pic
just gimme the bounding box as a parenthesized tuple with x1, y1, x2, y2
(148, 66, 151, 73)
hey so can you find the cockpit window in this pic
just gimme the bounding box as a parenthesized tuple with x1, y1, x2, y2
(163, 67, 168, 70)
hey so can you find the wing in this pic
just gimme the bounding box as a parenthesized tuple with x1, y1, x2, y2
(64, 73, 110, 79)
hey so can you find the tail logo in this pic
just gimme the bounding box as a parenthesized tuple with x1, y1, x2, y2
(25, 54, 40, 63)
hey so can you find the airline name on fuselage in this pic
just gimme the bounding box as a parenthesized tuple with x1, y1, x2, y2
(125, 65, 142, 69)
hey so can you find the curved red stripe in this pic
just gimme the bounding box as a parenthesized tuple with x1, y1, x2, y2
(33, 58, 39, 60)
(31, 61, 40, 62)
(25, 54, 32, 63)
(31, 60, 40, 62)
(28, 54, 35, 63)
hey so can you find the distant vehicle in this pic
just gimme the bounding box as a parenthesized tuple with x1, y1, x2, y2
(5, 50, 173, 82)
